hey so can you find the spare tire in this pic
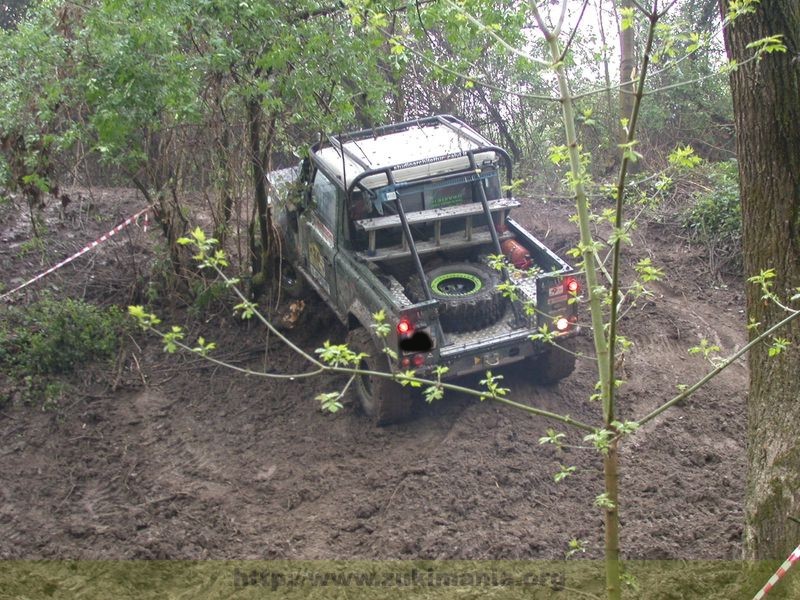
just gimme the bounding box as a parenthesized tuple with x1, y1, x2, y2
(406, 262, 507, 333)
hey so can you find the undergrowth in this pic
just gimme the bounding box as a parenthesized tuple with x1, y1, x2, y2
(682, 160, 741, 275)
(0, 296, 126, 406)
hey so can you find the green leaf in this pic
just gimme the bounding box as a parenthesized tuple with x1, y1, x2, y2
(565, 538, 586, 558)
(538, 428, 566, 446)
(768, 337, 791, 357)
(127, 305, 160, 328)
(423, 384, 444, 403)
(618, 140, 643, 163)
(724, 0, 761, 24)
(233, 300, 257, 320)
(316, 391, 344, 413)
(497, 281, 519, 302)
(746, 35, 787, 58)
(163, 326, 184, 353)
(608, 226, 632, 246)
(611, 420, 640, 436)
(548, 145, 569, 165)
(479, 370, 509, 399)
(688, 338, 721, 360)
(191, 227, 206, 244)
(594, 492, 616, 510)
(620, 7, 635, 31)
(396, 370, 423, 388)
(554, 465, 576, 483)
(192, 336, 217, 356)
(721, 59, 740, 74)
(668, 145, 702, 169)
(634, 258, 664, 283)
(315, 341, 365, 368)
(583, 429, 613, 454)
(530, 324, 557, 344)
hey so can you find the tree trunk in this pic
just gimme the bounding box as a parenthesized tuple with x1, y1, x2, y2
(604, 439, 621, 600)
(212, 75, 234, 246)
(247, 98, 275, 298)
(597, 0, 615, 137)
(721, 0, 800, 561)
(618, 0, 635, 139)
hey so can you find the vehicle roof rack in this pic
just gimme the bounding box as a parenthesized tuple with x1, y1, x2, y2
(311, 115, 513, 196)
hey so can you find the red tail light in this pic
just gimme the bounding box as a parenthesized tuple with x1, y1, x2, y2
(397, 318, 414, 337)
(565, 278, 579, 294)
(401, 354, 426, 369)
(555, 317, 570, 331)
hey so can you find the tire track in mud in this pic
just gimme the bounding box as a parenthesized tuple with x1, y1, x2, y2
(0, 193, 750, 562)
(321, 366, 606, 560)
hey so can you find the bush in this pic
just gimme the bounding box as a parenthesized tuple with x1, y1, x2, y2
(0, 296, 126, 378)
(682, 160, 741, 274)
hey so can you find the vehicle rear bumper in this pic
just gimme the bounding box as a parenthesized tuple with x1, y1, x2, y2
(435, 329, 578, 378)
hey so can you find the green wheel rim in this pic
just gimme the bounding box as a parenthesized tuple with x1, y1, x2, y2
(430, 272, 483, 297)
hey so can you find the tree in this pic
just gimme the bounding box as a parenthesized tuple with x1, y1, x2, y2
(5, 0, 798, 595)
(618, 0, 636, 136)
(0, 1, 73, 233)
(186, 1, 391, 295)
(721, 0, 800, 561)
(0, 0, 394, 296)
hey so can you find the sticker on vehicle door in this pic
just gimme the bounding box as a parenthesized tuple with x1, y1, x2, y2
(308, 242, 324, 278)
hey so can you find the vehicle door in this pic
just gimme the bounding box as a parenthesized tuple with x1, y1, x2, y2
(299, 166, 339, 304)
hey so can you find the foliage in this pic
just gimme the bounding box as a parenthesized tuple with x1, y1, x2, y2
(634, 3, 735, 162)
(72, 0, 392, 165)
(3, 0, 795, 596)
(682, 160, 741, 272)
(1, 0, 397, 287)
(0, 296, 124, 376)
(0, 296, 126, 405)
(0, 1, 73, 219)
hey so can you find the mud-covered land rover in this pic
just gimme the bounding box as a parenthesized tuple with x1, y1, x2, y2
(269, 115, 580, 424)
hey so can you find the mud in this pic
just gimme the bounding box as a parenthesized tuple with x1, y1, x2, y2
(0, 188, 747, 561)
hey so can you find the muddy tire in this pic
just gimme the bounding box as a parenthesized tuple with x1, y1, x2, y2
(406, 262, 506, 333)
(346, 327, 414, 426)
(528, 339, 576, 384)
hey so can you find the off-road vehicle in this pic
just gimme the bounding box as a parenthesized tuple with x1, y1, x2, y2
(269, 115, 579, 424)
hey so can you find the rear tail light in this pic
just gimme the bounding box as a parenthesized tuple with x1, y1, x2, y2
(565, 277, 580, 294)
(400, 354, 427, 369)
(397, 318, 414, 337)
(555, 317, 570, 332)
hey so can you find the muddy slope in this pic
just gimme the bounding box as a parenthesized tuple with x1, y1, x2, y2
(0, 189, 747, 561)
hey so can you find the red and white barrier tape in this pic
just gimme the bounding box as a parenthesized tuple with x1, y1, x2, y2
(753, 543, 800, 599)
(0, 206, 152, 301)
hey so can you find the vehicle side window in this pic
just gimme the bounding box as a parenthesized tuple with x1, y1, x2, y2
(311, 169, 338, 229)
